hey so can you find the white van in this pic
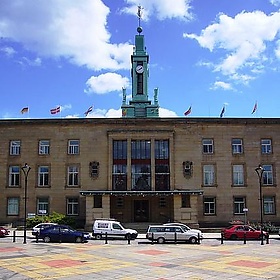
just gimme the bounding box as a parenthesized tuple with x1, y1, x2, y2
(92, 219, 138, 240)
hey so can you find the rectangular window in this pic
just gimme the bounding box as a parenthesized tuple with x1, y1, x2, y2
(39, 140, 50, 155)
(67, 166, 79, 186)
(67, 198, 79, 215)
(116, 197, 124, 208)
(131, 140, 151, 191)
(159, 197, 166, 208)
(38, 166, 49, 186)
(94, 196, 103, 208)
(10, 140, 21, 155)
(232, 138, 243, 154)
(9, 166, 20, 187)
(232, 165, 244, 186)
(234, 197, 245, 214)
(204, 197, 216, 215)
(261, 139, 272, 154)
(68, 140, 80, 155)
(263, 164, 273, 185)
(181, 194, 191, 208)
(7, 197, 19, 215)
(203, 165, 215, 186)
(263, 197, 275, 215)
(202, 139, 213, 154)
(37, 197, 49, 215)
(112, 165, 127, 190)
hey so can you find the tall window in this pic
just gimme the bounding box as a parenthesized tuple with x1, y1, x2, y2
(67, 198, 79, 215)
(112, 140, 127, 190)
(39, 140, 50, 155)
(262, 165, 273, 185)
(68, 140, 80, 155)
(7, 197, 19, 215)
(37, 197, 49, 215)
(155, 140, 170, 191)
(263, 197, 275, 215)
(10, 140, 21, 155)
(9, 166, 20, 187)
(203, 165, 215, 186)
(232, 138, 243, 154)
(67, 166, 79, 186)
(202, 139, 214, 154)
(261, 139, 272, 154)
(131, 140, 151, 190)
(232, 165, 244, 186)
(204, 197, 216, 215)
(38, 166, 49, 187)
(234, 197, 245, 214)
(181, 194, 191, 208)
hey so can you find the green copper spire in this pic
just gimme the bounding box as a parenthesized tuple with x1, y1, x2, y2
(121, 6, 159, 118)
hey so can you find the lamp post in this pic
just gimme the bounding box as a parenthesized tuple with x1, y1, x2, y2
(21, 163, 31, 244)
(255, 165, 264, 245)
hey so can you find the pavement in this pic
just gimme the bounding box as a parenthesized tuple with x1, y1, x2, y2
(0, 231, 280, 279)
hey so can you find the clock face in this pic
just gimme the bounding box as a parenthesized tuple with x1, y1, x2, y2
(136, 65, 144, 74)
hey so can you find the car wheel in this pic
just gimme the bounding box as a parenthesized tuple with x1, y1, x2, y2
(44, 236, 51, 243)
(125, 233, 132, 240)
(157, 237, 165, 244)
(230, 234, 237, 240)
(95, 234, 102, 240)
(189, 237, 197, 244)
(75, 236, 82, 243)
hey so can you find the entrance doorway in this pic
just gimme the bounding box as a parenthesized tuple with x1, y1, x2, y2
(134, 200, 149, 222)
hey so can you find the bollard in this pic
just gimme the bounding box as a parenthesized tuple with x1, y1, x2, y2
(174, 232, 177, 244)
(221, 233, 224, 245)
(105, 232, 108, 244)
(151, 232, 154, 245)
(266, 234, 269, 244)
(260, 233, 264, 245)
(59, 227, 62, 243)
(36, 232, 39, 243)
(13, 230, 16, 243)
(243, 232, 247, 244)
(127, 235, 131, 245)
(197, 233, 201, 245)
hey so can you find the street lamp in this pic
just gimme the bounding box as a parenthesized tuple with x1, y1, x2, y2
(21, 163, 31, 244)
(255, 164, 264, 245)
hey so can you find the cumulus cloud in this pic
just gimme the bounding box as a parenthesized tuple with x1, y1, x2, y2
(0, 0, 132, 70)
(211, 81, 233, 91)
(85, 73, 130, 94)
(184, 11, 280, 82)
(270, 0, 280, 6)
(0, 46, 16, 57)
(122, 0, 193, 21)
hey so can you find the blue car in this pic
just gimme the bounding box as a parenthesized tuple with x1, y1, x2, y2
(37, 224, 91, 243)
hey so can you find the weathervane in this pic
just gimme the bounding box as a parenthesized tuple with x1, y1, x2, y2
(137, 5, 143, 34)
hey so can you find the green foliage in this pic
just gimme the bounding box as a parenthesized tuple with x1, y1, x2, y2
(26, 212, 76, 229)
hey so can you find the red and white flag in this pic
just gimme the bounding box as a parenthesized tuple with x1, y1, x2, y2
(84, 106, 93, 116)
(50, 106, 61, 115)
(184, 106, 192, 116)
(251, 102, 257, 114)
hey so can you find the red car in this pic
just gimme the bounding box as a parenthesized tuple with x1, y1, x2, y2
(221, 225, 268, 240)
(0, 226, 10, 237)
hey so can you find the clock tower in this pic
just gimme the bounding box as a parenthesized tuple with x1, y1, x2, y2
(121, 12, 159, 118)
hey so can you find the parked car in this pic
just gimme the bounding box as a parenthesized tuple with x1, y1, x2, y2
(0, 226, 10, 237)
(37, 224, 91, 243)
(163, 223, 203, 239)
(146, 225, 202, 244)
(32, 222, 58, 236)
(221, 224, 269, 240)
(92, 219, 138, 240)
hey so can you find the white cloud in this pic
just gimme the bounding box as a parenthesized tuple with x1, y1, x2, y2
(276, 40, 280, 58)
(0, 46, 16, 57)
(184, 11, 280, 81)
(270, 0, 280, 6)
(211, 81, 233, 91)
(159, 107, 178, 117)
(85, 73, 130, 94)
(122, 0, 193, 21)
(0, 0, 132, 70)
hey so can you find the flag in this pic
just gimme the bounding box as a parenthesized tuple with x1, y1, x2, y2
(184, 106, 192, 116)
(251, 102, 257, 114)
(220, 106, 225, 118)
(50, 106, 60, 115)
(84, 106, 93, 116)
(21, 107, 29, 114)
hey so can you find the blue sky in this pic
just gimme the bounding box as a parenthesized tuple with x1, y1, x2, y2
(1, 0, 280, 119)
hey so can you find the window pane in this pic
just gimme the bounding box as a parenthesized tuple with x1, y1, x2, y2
(7, 198, 19, 215)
